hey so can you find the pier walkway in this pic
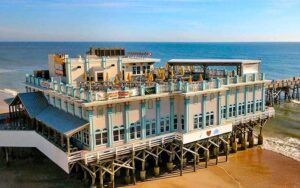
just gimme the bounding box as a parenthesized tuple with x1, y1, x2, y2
(266, 77, 300, 105)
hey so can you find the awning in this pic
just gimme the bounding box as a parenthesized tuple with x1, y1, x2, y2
(10, 92, 48, 118)
(9, 92, 89, 137)
(36, 106, 89, 137)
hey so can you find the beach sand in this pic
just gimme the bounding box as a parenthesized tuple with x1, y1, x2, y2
(0, 92, 10, 114)
(125, 148, 300, 188)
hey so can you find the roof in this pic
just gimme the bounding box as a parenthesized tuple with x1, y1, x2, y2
(167, 59, 260, 66)
(35, 106, 89, 136)
(9, 92, 89, 136)
(10, 92, 48, 118)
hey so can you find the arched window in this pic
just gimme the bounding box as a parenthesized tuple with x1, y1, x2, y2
(102, 128, 108, 144)
(119, 125, 125, 140)
(95, 129, 102, 145)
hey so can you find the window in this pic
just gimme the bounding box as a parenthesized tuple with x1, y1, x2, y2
(129, 122, 141, 140)
(130, 124, 135, 139)
(137, 66, 141, 74)
(194, 115, 198, 129)
(83, 128, 89, 145)
(113, 126, 119, 141)
(206, 111, 214, 126)
(160, 118, 165, 133)
(147, 66, 150, 73)
(165, 117, 170, 132)
(221, 106, 226, 118)
(238, 103, 242, 116)
(133, 66, 137, 74)
(199, 114, 203, 128)
(146, 121, 151, 136)
(102, 129, 108, 144)
(143, 66, 147, 74)
(151, 121, 156, 135)
(95, 130, 102, 145)
(174, 115, 178, 130)
(120, 126, 125, 140)
(136, 123, 141, 138)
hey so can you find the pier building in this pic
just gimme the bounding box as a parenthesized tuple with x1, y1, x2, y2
(0, 48, 275, 187)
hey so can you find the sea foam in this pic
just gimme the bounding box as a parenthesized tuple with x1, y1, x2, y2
(262, 136, 300, 162)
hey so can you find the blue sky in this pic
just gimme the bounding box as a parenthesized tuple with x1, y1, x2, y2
(0, 0, 300, 42)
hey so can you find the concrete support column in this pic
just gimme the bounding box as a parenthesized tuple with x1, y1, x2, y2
(155, 99, 161, 135)
(124, 103, 130, 143)
(202, 95, 207, 129)
(107, 106, 113, 147)
(184, 97, 190, 133)
(141, 101, 146, 139)
(88, 109, 95, 151)
(217, 92, 222, 125)
(170, 97, 175, 132)
(117, 56, 122, 74)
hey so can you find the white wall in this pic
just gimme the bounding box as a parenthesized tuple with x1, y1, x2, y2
(0, 131, 69, 173)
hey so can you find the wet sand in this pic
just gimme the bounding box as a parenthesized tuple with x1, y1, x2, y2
(126, 148, 300, 188)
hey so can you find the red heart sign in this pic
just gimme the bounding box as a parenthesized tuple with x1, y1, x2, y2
(206, 130, 211, 136)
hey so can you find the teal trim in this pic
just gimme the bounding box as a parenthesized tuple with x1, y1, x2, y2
(88, 110, 95, 151)
(184, 98, 190, 133)
(124, 104, 130, 143)
(107, 107, 113, 147)
(262, 84, 266, 111)
(253, 85, 257, 113)
(244, 86, 248, 116)
(117, 56, 122, 73)
(217, 93, 222, 125)
(141, 101, 146, 139)
(202, 95, 206, 129)
(226, 90, 230, 119)
(85, 58, 90, 76)
(66, 59, 72, 85)
(235, 88, 239, 117)
(155, 100, 161, 135)
(184, 82, 189, 93)
(170, 97, 175, 132)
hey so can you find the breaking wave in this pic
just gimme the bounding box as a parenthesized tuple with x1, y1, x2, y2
(0, 88, 18, 96)
(262, 136, 300, 162)
(0, 68, 16, 73)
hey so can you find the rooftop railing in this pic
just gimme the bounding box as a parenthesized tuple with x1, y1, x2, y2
(25, 72, 265, 103)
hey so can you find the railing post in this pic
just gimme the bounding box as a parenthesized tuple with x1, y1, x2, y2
(155, 83, 160, 94)
(184, 82, 189, 93)
(177, 80, 183, 91)
(79, 88, 84, 100)
(140, 84, 145, 96)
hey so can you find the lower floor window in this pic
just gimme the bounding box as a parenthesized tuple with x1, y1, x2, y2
(95, 128, 108, 146)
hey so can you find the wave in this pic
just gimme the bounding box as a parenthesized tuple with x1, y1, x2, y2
(0, 68, 16, 73)
(0, 88, 18, 96)
(262, 136, 300, 162)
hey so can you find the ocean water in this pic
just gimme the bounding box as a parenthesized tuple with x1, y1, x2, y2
(0, 42, 300, 91)
(0, 42, 299, 160)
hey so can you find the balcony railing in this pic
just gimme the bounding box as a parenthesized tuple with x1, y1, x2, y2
(25, 72, 266, 103)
